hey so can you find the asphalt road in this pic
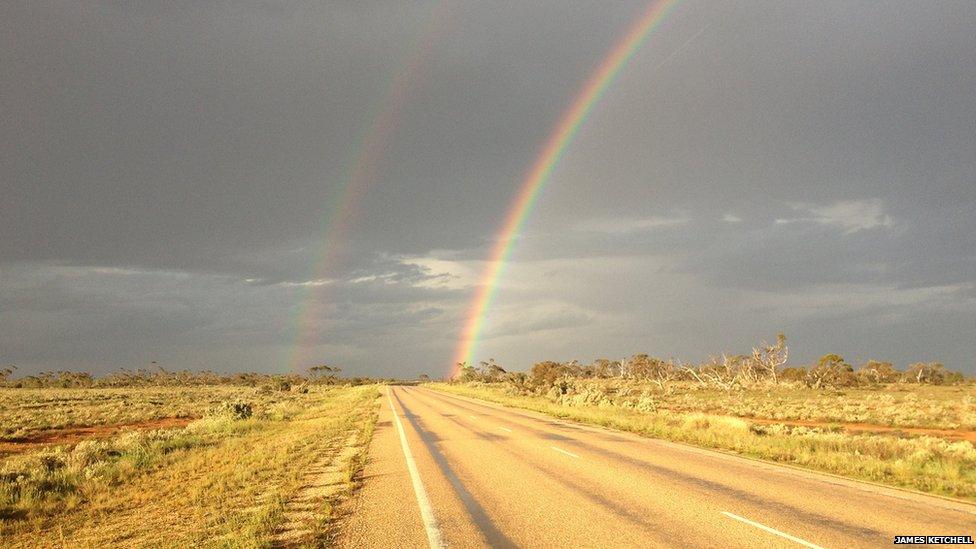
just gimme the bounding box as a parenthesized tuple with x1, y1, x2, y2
(339, 386, 975, 548)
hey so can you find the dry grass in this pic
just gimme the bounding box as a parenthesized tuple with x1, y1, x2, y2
(0, 384, 381, 547)
(648, 382, 976, 429)
(0, 386, 285, 441)
(430, 381, 976, 501)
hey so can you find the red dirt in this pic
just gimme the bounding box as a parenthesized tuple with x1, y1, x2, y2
(745, 417, 976, 443)
(0, 417, 196, 456)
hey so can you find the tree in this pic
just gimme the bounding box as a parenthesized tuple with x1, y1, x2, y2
(623, 354, 678, 391)
(858, 360, 898, 384)
(905, 362, 950, 385)
(685, 354, 749, 391)
(530, 361, 565, 386)
(807, 354, 856, 388)
(0, 364, 16, 385)
(779, 366, 807, 382)
(308, 364, 340, 383)
(480, 359, 507, 382)
(505, 372, 532, 393)
(623, 355, 675, 383)
(591, 359, 622, 378)
(945, 369, 966, 385)
(752, 334, 788, 384)
(455, 362, 480, 382)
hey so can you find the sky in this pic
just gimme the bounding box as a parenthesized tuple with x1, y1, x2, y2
(2, 1, 974, 378)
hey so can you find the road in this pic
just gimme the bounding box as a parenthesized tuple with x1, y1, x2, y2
(339, 386, 975, 548)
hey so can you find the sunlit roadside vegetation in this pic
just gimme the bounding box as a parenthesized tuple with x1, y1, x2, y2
(0, 383, 381, 547)
(453, 335, 966, 392)
(0, 364, 384, 442)
(434, 335, 976, 500)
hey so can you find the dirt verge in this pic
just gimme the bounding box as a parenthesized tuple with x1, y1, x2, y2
(0, 417, 196, 455)
(743, 417, 976, 442)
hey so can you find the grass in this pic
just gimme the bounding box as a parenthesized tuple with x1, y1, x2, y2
(0, 384, 381, 547)
(429, 381, 976, 501)
(0, 386, 303, 441)
(647, 383, 976, 429)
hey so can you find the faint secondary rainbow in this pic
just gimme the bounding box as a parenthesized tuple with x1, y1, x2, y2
(451, 0, 680, 375)
(288, 5, 451, 373)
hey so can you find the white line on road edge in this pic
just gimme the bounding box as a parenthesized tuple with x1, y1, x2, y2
(387, 388, 446, 549)
(721, 512, 824, 549)
(551, 446, 580, 459)
(498, 426, 513, 433)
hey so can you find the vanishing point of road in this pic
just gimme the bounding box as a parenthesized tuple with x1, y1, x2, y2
(339, 386, 975, 548)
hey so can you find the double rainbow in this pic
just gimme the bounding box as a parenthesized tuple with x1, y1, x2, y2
(451, 0, 680, 374)
(288, 5, 451, 372)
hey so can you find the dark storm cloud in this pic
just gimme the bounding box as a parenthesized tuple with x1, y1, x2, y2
(0, 259, 460, 374)
(2, 1, 975, 375)
(0, 0, 644, 275)
(2, 1, 445, 272)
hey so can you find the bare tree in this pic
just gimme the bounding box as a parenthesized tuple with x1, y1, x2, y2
(591, 358, 621, 378)
(752, 334, 788, 384)
(647, 358, 679, 393)
(693, 354, 743, 391)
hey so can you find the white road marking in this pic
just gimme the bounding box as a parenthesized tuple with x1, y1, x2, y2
(387, 388, 445, 549)
(721, 511, 824, 549)
(498, 426, 513, 433)
(551, 446, 580, 459)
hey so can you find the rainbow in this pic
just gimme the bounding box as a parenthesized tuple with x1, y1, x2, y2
(289, 6, 451, 372)
(451, 0, 680, 375)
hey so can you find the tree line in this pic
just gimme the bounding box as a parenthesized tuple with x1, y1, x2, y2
(0, 363, 386, 389)
(453, 335, 967, 391)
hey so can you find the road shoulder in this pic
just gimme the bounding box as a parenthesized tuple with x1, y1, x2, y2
(336, 388, 428, 548)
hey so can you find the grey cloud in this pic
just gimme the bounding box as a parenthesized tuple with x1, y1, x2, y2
(0, 258, 462, 375)
(2, 1, 975, 375)
(777, 199, 892, 233)
(682, 199, 975, 292)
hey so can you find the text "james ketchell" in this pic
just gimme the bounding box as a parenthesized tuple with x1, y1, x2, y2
(894, 536, 973, 545)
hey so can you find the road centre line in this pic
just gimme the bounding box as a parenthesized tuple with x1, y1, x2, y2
(721, 511, 824, 549)
(551, 446, 581, 459)
(387, 389, 445, 549)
